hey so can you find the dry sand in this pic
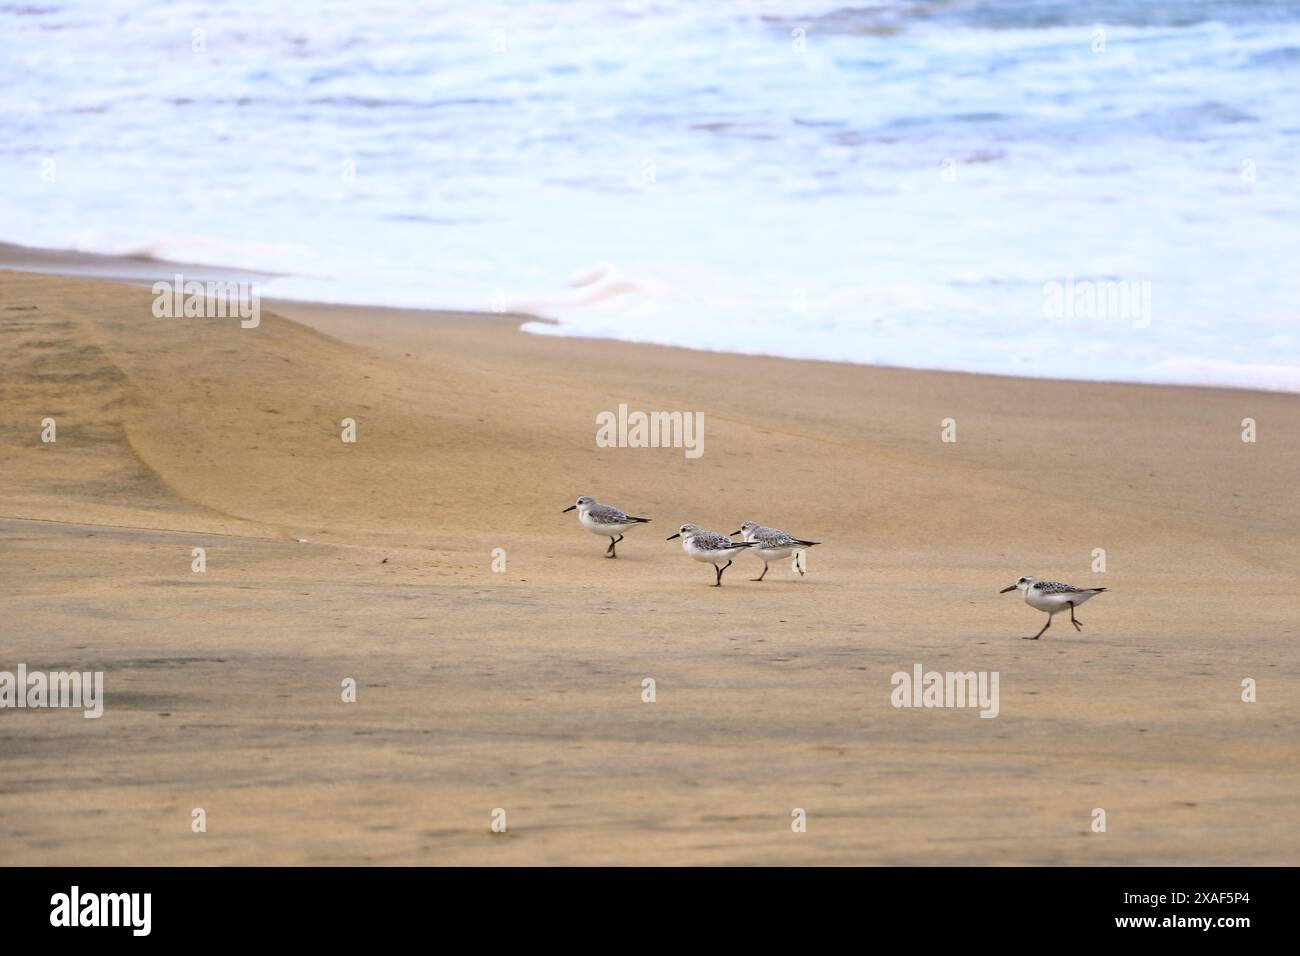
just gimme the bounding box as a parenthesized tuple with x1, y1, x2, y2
(1, 262, 1297, 864)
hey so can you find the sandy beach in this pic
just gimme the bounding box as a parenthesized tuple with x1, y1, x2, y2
(2, 259, 1297, 865)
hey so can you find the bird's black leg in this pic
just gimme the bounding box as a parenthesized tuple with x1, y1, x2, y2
(1069, 601, 1083, 631)
(1025, 614, 1051, 640)
(606, 534, 623, 558)
(714, 559, 732, 586)
(752, 561, 768, 582)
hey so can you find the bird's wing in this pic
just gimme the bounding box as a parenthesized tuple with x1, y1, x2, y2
(1034, 581, 1086, 594)
(587, 504, 631, 523)
(695, 531, 745, 549)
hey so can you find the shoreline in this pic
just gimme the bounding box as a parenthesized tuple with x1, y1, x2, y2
(2, 264, 1297, 865)
(3, 239, 1291, 398)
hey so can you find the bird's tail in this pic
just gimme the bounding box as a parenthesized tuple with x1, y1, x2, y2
(1091, 587, 1108, 593)
(796, 540, 820, 547)
(630, 516, 652, 523)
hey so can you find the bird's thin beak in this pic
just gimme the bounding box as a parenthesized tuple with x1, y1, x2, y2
(666, 533, 680, 540)
(562, 505, 576, 513)
(999, 585, 1018, 594)
(729, 529, 741, 536)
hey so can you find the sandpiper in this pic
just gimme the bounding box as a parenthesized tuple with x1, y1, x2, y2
(731, 521, 820, 581)
(562, 496, 650, 557)
(1000, 576, 1108, 640)
(666, 523, 756, 586)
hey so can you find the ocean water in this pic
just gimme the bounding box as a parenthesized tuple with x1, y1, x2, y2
(2, 0, 1298, 390)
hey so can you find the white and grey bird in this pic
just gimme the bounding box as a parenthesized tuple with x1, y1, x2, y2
(1000, 575, 1108, 640)
(730, 521, 820, 581)
(666, 523, 757, 586)
(562, 496, 650, 558)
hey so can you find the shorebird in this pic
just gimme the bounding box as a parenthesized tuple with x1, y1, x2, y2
(1000, 576, 1108, 640)
(731, 521, 820, 581)
(666, 523, 756, 586)
(562, 496, 650, 558)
